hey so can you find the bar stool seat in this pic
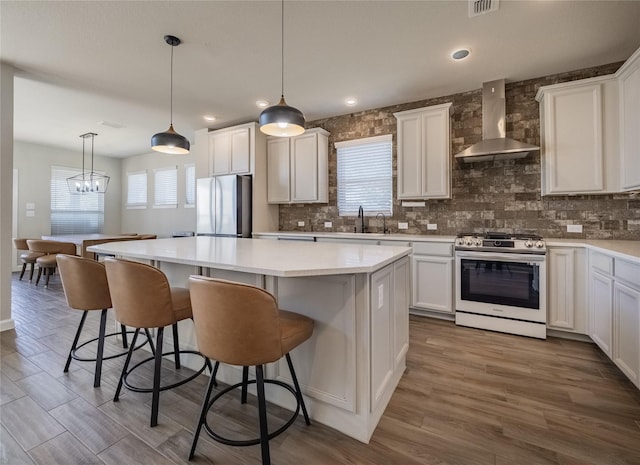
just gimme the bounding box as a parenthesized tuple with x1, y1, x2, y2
(188, 276, 314, 465)
(13, 238, 44, 282)
(56, 254, 147, 388)
(104, 258, 211, 427)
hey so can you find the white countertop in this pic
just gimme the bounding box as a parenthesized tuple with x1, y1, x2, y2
(87, 236, 411, 277)
(254, 231, 640, 261)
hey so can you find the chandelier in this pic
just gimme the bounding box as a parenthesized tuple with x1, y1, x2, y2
(66, 132, 110, 194)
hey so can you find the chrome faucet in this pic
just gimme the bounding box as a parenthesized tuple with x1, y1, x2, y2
(357, 206, 366, 233)
(376, 213, 389, 234)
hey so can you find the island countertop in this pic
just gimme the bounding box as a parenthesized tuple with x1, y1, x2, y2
(87, 236, 412, 277)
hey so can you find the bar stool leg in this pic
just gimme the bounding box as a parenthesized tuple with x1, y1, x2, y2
(150, 327, 164, 427)
(255, 364, 271, 465)
(145, 329, 156, 355)
(172, 323, 181, 369)
(188, 360, 217, 461)
(121, 324, 129, 349)
(44, 268, 51, 288)
(114, 329, 140, 402)
(29, 263, 36, 282)
(19, 263, 27, 280)
(65, 311, 89, 373)
(285, 353, 311, 425)
(35, 267, 42, 286)
(241, 366, 249, 404)
(93, 309, 108, 388)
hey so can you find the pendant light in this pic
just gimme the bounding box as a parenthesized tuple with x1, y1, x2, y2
(151, 35, 190, 154)
(66, 132, 110, 194)
(259, 0, 305, 137)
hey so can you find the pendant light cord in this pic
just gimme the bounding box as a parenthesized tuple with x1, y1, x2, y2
(170, 43, 174, 125)
(81, 135, 86, 181)
(280, 0, 284, 98)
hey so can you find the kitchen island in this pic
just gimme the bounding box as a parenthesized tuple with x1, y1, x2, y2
(87, 236, 411, 443)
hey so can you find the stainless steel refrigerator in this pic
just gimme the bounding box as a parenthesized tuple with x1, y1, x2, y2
(196, 175, 252, 237)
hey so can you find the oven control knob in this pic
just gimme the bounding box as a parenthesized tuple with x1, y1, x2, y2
(525, 240, 533, 248)
(464, 238, 472, 246)
(535, 240, 544, 248)
(474, 239, 482, 246)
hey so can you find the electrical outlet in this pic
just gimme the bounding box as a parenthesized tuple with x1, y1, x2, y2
(324, 221, 332, 228)
(398, 222, 409, 230)
(297, 221, 305, 227)
(567, 224, 583, 233)
(427, 223, 437, 230)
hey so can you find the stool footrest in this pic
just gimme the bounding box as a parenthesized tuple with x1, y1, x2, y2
(202, 378, 301, 447)
(71, 330, 149, 363)
(123, 350, 210, 393)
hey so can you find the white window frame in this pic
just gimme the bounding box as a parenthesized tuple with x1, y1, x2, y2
(50, 165, 105, 235)
(153, 166, 178, 209)
(335, 134, 393, 217)
(184, 163, 196, 208)
(126, 170, 147, 209)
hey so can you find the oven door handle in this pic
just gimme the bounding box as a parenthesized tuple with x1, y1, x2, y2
(456, 252, 546, 263)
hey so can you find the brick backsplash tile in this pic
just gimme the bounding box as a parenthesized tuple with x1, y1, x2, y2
(279, 61, 639, 240)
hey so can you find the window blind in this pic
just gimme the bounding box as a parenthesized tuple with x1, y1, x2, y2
(185, 164, 195, 206)
(336, 135, 393, 216)
(154, 166, 178, 208)
(50, 166, 104, 234)
(127, 170, 147, 207)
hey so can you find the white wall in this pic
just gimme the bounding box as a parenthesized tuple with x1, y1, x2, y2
(13, 140, 123, 239)
(1, 62, 15, 330)
(120, 151, 197, 238)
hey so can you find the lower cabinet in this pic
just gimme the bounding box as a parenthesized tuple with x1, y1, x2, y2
(411, 256, 453, 313)
(589, 250, 640, 389)
(613, 279, 640, 387)
(547, 247, 587, 333)
(590, 269, 614, 357)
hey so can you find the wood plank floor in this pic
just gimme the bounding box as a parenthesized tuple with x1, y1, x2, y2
(2, 273, 640, 465)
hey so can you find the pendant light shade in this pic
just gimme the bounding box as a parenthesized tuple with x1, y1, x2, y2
(259, 0, 305, 137)
(66, 132, 110, 194)
(151, 35, 190, 154)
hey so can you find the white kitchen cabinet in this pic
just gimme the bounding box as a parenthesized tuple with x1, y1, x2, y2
(208, 123, 253, 176)
(394, 103, 452, 199)
(617, 46, 640, 191)
(267, 128, 329, 204)
(590, 268, 614, 357)
(613, 280, 640, 388)
(410, 241, 454, 314)
(547, 247, 587, 333)
(536, 76, 620, 195)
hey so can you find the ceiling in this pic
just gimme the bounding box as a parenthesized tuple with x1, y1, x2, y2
(2, 0, 640, 158)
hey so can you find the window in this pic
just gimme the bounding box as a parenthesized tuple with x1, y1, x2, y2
(185, 163, 196, 207)
(336, 134, 393, 216)
(154, 166, 178, 208)
(126, 170, 147, 208)
(50, 166, 104, 234)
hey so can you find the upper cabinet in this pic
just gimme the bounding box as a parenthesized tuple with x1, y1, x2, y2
(535, 45, 640, 195)
(208, 122, 255, 176)
(394, 103, 452, 199)
(617, 47, 640, 191)
(267, 128, 329, 204)
(536, 76, 620, 195)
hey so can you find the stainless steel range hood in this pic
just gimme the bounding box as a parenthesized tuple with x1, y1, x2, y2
(454, 79, 539, 163)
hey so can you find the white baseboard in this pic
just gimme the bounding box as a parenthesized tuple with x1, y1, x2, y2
(0, 319, 16, 332)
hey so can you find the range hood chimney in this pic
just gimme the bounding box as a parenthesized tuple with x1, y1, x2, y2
(454, 79, 539, 163)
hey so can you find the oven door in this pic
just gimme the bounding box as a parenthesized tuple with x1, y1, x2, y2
(455, 251, 547, 323)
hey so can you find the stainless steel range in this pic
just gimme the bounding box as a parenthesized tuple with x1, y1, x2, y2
(454, 232, 547, 339)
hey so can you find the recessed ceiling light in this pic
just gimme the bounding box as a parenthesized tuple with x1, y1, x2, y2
(256, 100, 269, 108)
(451, 49, 471, 61)
(345, 97, 358, 106)
(203, 115, 216, 122)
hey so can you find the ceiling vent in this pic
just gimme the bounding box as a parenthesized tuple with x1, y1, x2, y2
(469, 0, 500, 17)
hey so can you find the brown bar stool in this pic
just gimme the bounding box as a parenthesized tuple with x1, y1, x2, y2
(188, 276, 314, 465)
(104, 258, 211, 427)
(26, 239, 77, 288)
(13, 238, 44, 282)
(56, 255, 148, 388)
